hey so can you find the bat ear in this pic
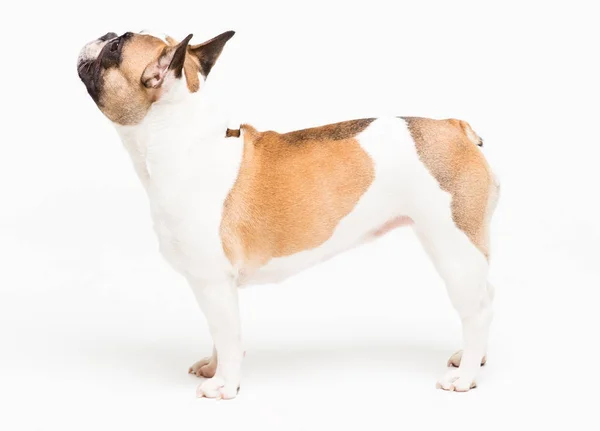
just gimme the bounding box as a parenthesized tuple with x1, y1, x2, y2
(189, 30, 235, 78)
(141, 34, 193, 89)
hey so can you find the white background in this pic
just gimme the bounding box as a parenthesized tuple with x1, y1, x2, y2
(2, 1, 599, 429)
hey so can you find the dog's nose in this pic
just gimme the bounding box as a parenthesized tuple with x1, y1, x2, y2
(99, 32, 118, 42)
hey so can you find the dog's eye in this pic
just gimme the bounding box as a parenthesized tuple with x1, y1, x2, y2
(110, 40, 119, 52)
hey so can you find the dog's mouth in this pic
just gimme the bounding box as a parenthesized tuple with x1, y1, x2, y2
(77, 58, 95, 78)
(77, 57, 103, 103)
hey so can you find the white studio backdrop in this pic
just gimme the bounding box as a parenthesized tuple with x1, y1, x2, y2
(1, 1, 599, 430)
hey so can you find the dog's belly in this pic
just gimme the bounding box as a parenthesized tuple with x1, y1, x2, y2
(241, 117, 436, 285)
(242, 216, 414, 285)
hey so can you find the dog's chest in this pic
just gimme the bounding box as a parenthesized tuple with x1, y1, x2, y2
(118, 123, 243, 282)
(152, 156, 243, 281)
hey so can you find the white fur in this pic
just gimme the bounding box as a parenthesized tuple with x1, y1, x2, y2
(247, 117, 453, 284)
(77, 38, 111, 64)
(139, 29, 169, 44)
(82, 35, 495, 398)
(118, 110, 493, 396)
(115, 78, 241, 284)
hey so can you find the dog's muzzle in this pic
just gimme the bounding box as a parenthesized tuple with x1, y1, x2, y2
(77, 32, 117, 66)
(77, 32, 118, 102)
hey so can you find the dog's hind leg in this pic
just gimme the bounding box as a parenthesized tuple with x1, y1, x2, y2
(189, 346, 218, 378)
(447, 284, 495, 368)
(414, 218, 493, 391)
(410, 166, 498, 391)
(411, 173, 498, 391)
(402, 116, 499, 390)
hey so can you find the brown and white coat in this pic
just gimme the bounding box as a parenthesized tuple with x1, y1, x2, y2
(78, 30, 499, 399)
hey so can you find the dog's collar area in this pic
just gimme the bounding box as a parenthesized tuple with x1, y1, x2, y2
(225, 127, 241, 138)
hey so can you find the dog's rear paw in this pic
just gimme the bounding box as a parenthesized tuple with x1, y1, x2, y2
(436, 369, 477, 392)
(447, 350, 487, 368)
(189, 356, 217, 378)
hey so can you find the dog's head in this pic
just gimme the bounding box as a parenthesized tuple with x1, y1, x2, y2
(77, 30, 234, 125)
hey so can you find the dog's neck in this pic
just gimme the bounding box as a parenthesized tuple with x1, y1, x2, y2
(114, 80, 241, 190)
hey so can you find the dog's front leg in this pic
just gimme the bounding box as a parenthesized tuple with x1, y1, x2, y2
(190, 279, 242, 400)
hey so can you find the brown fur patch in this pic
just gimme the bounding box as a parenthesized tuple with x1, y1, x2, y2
(99, 35, 166, 124)
(162, 35, 201, 92)
(220, 119, 375, 271)
(183, 53, 201, 92)
(280, 118, 375, 142)
(93, 34, 207, 124)
(83, 31, 235, 125)
(403, 117, 495, 258)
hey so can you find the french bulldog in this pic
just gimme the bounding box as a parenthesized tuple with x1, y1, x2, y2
(77, 29, 499, 399)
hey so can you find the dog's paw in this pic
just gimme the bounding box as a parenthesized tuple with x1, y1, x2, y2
(447, 350, 487, 368)
(436, 368, 477, 392)
(197, 376, 239, 400)
(189, 356, 217, 378)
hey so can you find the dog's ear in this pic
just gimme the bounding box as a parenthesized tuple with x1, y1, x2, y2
(189, 31, 235, 78)
(141, 34, 193, 89)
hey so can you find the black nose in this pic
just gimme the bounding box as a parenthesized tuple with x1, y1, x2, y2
(99, 32, 118, 42)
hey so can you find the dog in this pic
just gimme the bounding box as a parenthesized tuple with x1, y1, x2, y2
(77, 29, 499, 399)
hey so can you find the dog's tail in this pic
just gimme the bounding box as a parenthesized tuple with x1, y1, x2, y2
(451, 119, 483, 147)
